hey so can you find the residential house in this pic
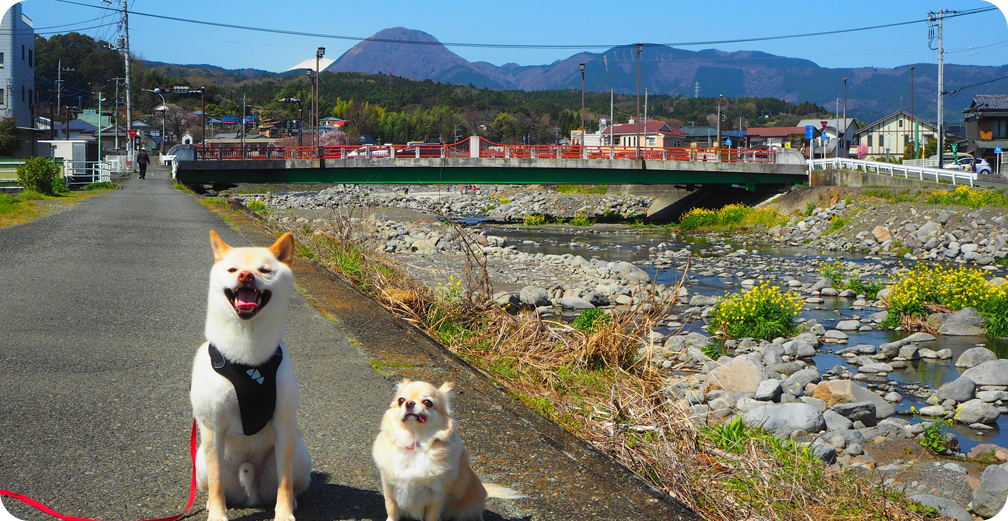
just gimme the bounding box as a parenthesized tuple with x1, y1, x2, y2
(679, 126, 719, 148)
(797, 118, 860, 157)
(599, 120, 686, 148)
(962, 94, 1008, 163)
(746, 127, 812, 150)
(0, 3, 35, 128)
(853, 110, 937, 159)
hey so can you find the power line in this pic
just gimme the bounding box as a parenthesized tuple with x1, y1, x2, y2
(945, 74, 1008, 96)
(50, 0, 999, 52)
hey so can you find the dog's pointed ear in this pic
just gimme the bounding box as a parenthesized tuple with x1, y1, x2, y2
(209, 230, 230, 262)
(439, 382, 455, 406)
(269, 232, 295, 266)
(396, 379, 412, 392)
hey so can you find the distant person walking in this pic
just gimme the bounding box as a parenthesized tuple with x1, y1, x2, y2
(137, 148, 151, 179)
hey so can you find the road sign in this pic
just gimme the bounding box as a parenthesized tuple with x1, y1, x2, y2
(127, 129, 137, 139)
(725, 137, 732, 147)
(805, 125, 814, 140)
(83, 109, 96, 115)
(820, 120, 828, 130)
(996, 145, 1003, 154)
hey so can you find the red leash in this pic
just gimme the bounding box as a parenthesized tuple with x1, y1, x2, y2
(1, 420, 198, 521)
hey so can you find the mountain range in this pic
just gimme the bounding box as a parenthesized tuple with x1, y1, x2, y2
(321, 27, 1007, 123)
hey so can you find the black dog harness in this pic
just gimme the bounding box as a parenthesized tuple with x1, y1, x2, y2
(208, 343, 283, 436)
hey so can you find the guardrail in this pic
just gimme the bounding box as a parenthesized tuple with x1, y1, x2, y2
(809, 157, 976, 186)
(192, 137, 777, 164)
(65, 161, 112, 187)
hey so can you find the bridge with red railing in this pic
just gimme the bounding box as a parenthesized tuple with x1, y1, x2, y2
(173, 136, 807, 190)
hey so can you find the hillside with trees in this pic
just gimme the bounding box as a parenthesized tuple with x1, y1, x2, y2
(35, 32, 832, 145)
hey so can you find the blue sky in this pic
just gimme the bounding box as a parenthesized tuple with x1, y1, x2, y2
(8, 0, 1008, 72)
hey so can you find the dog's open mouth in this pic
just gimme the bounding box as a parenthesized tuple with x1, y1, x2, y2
(224, 287, 272, 319)
(404, 411, 427, 423)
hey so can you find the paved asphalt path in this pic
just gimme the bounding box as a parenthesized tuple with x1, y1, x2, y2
(0, 165, 700, 521)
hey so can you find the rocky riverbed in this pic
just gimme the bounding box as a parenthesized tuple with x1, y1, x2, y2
(225, 183, 1008, 518)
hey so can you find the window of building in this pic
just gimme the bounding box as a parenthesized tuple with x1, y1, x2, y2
(0, 89, 5, 106)
(21, 85, 25, 102)
(994, 120, 1007, 139)
(898, 119, 903, 128)
(0, 52, 5, 68)
(879, 134, 884, 148)
(21, 44, 24, 60)
(28, 49, 32, 67)
(28, 89, 32, 104)
(868, 135, 872, 147)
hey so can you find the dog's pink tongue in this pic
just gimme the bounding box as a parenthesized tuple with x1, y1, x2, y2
(235, 288, 259, 310)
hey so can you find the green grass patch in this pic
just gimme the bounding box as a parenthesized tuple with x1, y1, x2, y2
(571, 308, 610, 332)
(556, 184, 608, 195)
(862, 187, 918, 203)
(79, 181, 119, 191)
(246, 199, 269, 214)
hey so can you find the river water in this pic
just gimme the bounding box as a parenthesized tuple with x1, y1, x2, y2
(484, 224, 1008, 454)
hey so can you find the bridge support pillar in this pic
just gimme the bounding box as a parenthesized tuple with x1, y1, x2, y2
(469, 136, 480, 159)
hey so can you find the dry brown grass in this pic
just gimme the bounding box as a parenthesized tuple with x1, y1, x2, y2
(233, 202, 930, 521)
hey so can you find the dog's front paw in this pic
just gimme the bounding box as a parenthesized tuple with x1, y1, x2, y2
(273, 513, 296, 521)
(207, 512, 228, 521)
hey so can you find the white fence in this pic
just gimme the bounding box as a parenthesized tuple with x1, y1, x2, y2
(808, 157, 976, 187)
(63, 161, 111, 187)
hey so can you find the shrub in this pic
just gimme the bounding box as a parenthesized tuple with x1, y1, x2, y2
(678, 204, 788, 230)
(572, 308, 609, 333)
(246, 199, 268, 214)
(568, 212, 593, 226)
(882, 264, 1007, 330)
(707, 282, 804, 340)
(816, 260, 845, 288)
(524, 213, 547, 226)
(924, 186, 1008, 209)
(17, 157, 66, 196)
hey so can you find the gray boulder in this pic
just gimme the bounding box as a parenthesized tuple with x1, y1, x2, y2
(907, 494, 971, 521)
(905, 332, 937, 343)
(706, 353, 772, 394)
(823, 410, 853, 431)
(831, 402, 877, 427)
(741, 403, 826, 436)
(789, 367, 822, 387)
(689, 295, 718, 307)
(585, 292, 611, 307)
(519, 285, 551, 308)
(935, 376, 976, 403)
(962, 360, 1008, 386)
(972, 463, 1008, 518)
(955, 346, 998, 368)
(957, 398, 1001, 425)
(754, 379, 782, 402)
(937, 307, 986, 336)
(559, 296, 595, 309)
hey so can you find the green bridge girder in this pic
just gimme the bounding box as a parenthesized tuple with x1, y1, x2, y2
(175, 157, 808, 188)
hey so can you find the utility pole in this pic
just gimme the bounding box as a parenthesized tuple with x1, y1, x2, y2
(635, 43, 642, 159)
(56, 60, 75, 138)
(122, 0, 133, 161)
(929, 10, 948, 168)
(716, 94, 723, 148)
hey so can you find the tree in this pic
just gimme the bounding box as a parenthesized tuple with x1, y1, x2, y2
(0, 118, 23, 156)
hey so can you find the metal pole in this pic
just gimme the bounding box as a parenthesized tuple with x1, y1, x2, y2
(122, 0, 133, 163)
(580, 66, 586, 139)
(635, 43, 642, 159)
(97, 92, 102, 163)
(201, 88, 205, 146)
(936, 10, 945, 169)
(843, 77, 848, 158)
(717, 94, 722, 149)
(910, 66, 915, 159)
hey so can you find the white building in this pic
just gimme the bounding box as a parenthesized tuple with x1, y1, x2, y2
(0, 3, 35, 127)
(853, 110, 937, 159)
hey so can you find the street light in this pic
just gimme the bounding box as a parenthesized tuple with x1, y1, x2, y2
(910, 66, 916, 159)
(280, 97, 303, 146)
(843, 77, 848, 158)
(579, 62, 585, 145)
(316, 47, 325, 147)
(142, 88, 167, 154)
(635, 43, 642, 159)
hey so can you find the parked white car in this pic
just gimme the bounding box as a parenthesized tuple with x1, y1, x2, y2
(956, 157, 993, 175)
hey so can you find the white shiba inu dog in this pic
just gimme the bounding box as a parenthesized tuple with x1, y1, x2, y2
(372, 380, 522, 521)
(190, 230, 312, 521)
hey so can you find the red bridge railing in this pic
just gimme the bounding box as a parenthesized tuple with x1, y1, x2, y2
(194, 138, 775, 164)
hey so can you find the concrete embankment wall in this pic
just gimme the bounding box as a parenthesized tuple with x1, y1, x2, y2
(811, 168, 952, 189)
(614, 184, 783, 222)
